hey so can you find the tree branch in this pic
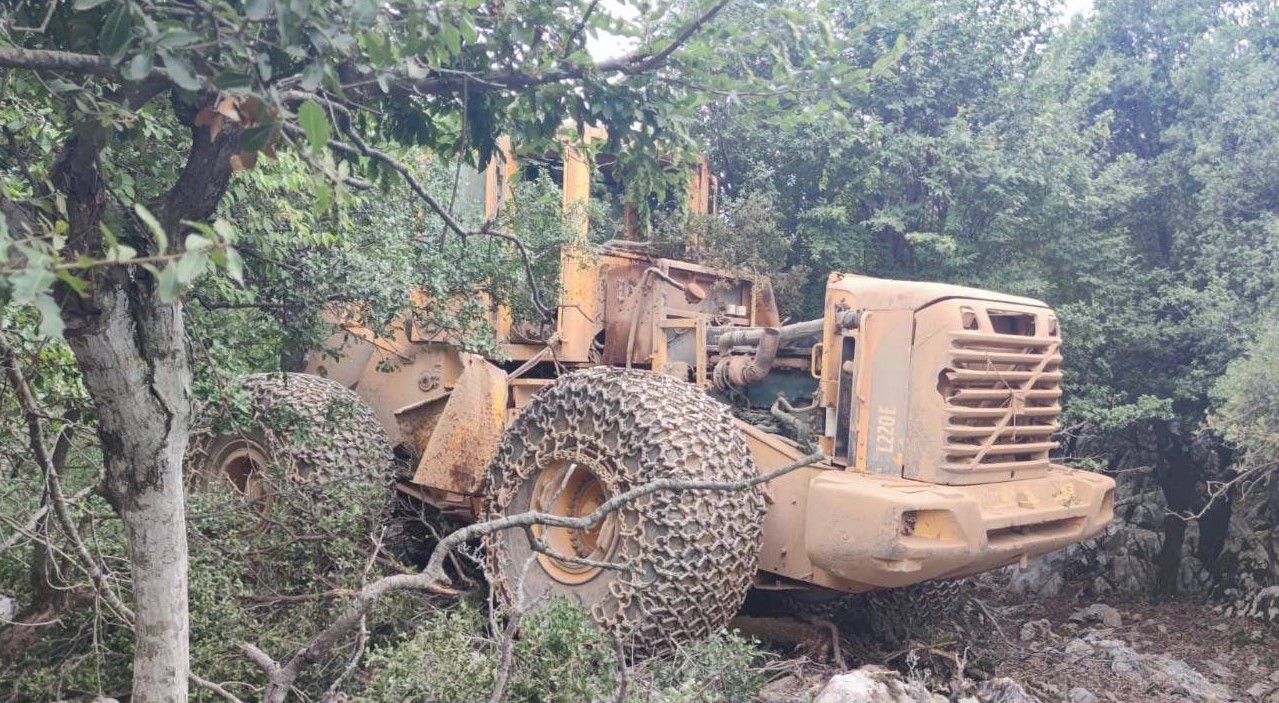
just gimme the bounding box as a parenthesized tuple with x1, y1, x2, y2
(0, 332, 134, 624)
(154, 118, 241, 242)
(0, 46, 116, 76)
(239, 451, 825, 703)
(626, 0, 732, 75)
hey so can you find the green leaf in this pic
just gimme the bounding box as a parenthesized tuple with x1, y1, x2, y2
(100, 222, 118, 249)
(312, 181, 333, 214)
(256, 53, 273, 82)
(124, 52, 153, 82)
(214, 71, 255, 90)
(75, 0, 114, 9)
(159, 51, 202, 91)
(184, 233, 213, 251)
(212, 219, 238, 244)
(351, 0, 377, 28)
(55, 269, 89, 296)
(112, 244, 138, 262)
(440, 24, 461, 56)
(157, 29, 201, 49)
(297, 100, 331, 154)
(245, 0, 274, 21)
(300, 63, 325, 91)
(33, 294, 65, 339)
(10, 268, 55, 304)
(99, 3, 134, 60)
(156, 265, 181, 303)
(133, 203, 168, 252)
(225, 247, 245, 284)
(174, 249, 208, 284)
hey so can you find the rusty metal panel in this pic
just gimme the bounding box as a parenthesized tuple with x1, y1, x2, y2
(302, 330, 375, 390)
(746, 422, 831, 588)
(860, 309, 913, 476)
(601, 261, 655, 365)
(411, 354, 508, 495)
(555, 128, 605, 363)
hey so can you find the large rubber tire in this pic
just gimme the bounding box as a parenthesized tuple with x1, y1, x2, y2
(866, 579, 968, 644)
(188, 373, 393, 493)
(483, 367, 766, 655)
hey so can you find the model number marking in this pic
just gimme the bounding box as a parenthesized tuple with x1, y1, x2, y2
(875, 405, 897, 455)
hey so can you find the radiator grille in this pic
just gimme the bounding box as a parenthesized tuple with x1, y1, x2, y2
(940, 330, 1062, 477)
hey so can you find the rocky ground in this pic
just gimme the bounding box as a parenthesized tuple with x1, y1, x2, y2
(755, 569, 1279, 703)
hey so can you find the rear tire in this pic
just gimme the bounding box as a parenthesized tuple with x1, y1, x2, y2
(483, 367, 765, 655)
(188, 373, 393, 493)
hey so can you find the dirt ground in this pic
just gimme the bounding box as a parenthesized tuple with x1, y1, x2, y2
(755, 572, 1279, 702)
(972, 574, 1279, 702)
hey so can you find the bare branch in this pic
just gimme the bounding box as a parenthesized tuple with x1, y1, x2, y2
(189, 671, 248, 703)
(560, 0, 602, 59)
(0, 46, 117, 76)
(420, 450, 825, 585)
(278, 125, 374, 191)
(0, 332, 134, 624)
(239, 451, 825, 703)
(487, 605, 525, 703)
(625, 0, 732, 75)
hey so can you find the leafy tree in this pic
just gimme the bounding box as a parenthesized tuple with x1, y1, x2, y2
(704, 0, 1279, 593)
(0, 0, 862, 699)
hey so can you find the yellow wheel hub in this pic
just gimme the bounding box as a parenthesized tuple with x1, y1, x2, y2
(530, 460, 618, 585)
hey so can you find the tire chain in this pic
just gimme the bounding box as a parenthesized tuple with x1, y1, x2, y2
(866, 579, 969, 644)
(483, 367, 766, 655)
(190, 373, 393, 486)
(782, 579, 969, 645)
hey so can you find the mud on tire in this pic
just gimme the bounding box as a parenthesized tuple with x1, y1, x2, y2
(188, 373, 393, 493)
(483, 367, 766, 655)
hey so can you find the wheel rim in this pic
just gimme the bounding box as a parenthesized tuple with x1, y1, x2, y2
(530, 459, 618, 585)
(214, 438, 270, 500)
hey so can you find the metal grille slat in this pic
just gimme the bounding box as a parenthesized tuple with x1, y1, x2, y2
(943, 328, 1061, 476)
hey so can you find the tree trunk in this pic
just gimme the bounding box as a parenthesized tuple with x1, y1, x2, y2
(65, 278, 192, 703)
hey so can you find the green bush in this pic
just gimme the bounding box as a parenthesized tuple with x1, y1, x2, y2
(358, 598, 770, 703)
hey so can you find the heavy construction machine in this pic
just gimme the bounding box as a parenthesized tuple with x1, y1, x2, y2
(195, 133, 1115, 654)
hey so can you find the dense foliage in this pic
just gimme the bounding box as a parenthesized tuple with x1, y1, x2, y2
(703, 0, 1279, 590)
(3, 0, 1279, 699)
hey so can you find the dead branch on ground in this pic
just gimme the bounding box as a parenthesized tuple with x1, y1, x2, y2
(239, 451, 826, 703)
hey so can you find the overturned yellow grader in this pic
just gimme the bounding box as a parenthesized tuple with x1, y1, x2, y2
(198, 135, 1114, 653)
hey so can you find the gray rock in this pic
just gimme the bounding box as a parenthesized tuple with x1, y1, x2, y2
(1204, 659, 1235, 680)
(1068, 687, 1099, 703)
(0, 592, 17, 622)
(1248, 682, 1273, 698)
(1243, 586, 1279, 624)
(974, 678, 1043, 703)
(1078, 632, 1232, 701)
(1179, 555, 1213, 594)
(1063, 638, 1094, 657)
(1008, 555, 1066, 597)
(1069, 603, 1123, 628)
(1018, 619, 1054, 642)
(813, 666, 934, 703)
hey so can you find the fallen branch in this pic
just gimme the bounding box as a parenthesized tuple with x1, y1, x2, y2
(240, 451, 826, 703)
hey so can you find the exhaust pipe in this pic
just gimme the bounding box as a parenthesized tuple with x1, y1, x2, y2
(714, 327, 780, 390)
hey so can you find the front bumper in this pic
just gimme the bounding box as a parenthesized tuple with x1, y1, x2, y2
(800, 464, 1114, 590)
